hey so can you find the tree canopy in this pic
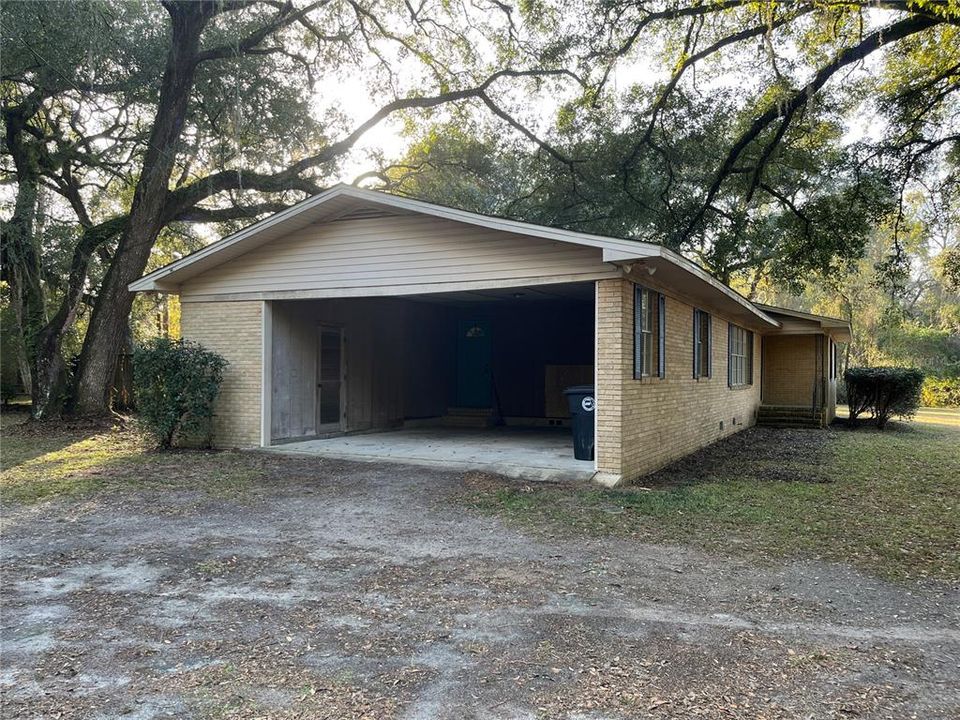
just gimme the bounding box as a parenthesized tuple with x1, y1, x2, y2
(1, 0, 570, 416)
(1, 0, 957, 416)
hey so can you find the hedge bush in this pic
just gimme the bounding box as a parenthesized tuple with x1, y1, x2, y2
(921, 377, 960, 408)
(844, 367, 924, 429)
(132, 338, 227, 448)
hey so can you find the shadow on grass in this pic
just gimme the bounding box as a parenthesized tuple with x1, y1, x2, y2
(640, 426, 834, 488)
(1, 417, 149, 503)
(464, 421, 960, 582)
(1, 410, 263, 505)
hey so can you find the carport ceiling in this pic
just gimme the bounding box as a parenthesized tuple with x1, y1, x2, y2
(406, 282, 595, 306)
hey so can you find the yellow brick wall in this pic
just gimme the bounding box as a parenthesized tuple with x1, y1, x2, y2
(761, 335, 818, 407)
(595, 278, 762, 485)
(181, 300, 262, 447)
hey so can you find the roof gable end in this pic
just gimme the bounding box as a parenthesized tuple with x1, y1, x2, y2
(129, 184, 659, 292)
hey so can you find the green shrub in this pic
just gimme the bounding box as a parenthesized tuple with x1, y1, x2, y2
(921, 377, 960, 408)
(132, 338, 227, 448)
(843, 367, 924, 429)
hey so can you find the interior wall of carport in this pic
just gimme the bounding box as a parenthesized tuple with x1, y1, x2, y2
(462, 299, 595, 419)
(268, 293, 596, 442)
(269, 298, 453, 442)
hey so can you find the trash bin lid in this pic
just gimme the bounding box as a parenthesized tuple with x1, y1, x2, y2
(563, 385, 595, 395)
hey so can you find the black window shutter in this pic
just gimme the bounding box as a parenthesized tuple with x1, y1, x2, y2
(633, 284, 642, 379)
(706, 314, 712, 378)
(727, 323, 734, 388)
(658, 294, 665, 378)
(692, 308, 699, 378)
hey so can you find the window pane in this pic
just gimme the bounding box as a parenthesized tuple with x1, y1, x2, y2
(320, 329, 341, 382)
(698, 312, 710, 376)
(727, 326, 752, 386)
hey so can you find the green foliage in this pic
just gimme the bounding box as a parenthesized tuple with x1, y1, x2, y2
(386, 87, 894, 287)
(875, 322, 960, 378)
(939, 247, 960, 292)
(921, 377, 960, 408)
(132, 338, 227, 449)
(844, 367, 925, 429)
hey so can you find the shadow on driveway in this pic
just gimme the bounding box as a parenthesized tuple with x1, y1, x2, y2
(2, 457, 958, 718)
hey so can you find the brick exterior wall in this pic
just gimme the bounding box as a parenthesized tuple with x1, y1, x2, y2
(761, 335, 817, 407)
(761, 333, 836, 424)
(181, 300, 262, 447)
(595, 278, 762, 486)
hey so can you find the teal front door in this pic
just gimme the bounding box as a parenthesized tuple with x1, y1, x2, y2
(456, 319, 492, 408)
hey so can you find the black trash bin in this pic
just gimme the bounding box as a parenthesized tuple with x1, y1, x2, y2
(563, 385, 595, 461)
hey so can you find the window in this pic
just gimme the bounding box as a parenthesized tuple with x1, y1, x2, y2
(727, 324, 753, 387)
(829, 340, 837, 380)
(634, 285, 665, 379)
(693, 309, 711, 379)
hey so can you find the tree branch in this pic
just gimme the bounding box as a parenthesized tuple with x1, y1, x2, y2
(681, 12, 942, 242)
(194, 0, 330, 64)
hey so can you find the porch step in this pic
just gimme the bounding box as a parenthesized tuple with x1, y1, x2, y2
(756, 405, 824, 428)
(442, 407, 496, 428)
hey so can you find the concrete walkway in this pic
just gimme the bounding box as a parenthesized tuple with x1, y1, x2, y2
(266, 426, 595, 481)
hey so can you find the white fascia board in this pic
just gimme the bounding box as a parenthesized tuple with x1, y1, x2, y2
(128, 183, 778, 333)
(604, 246, 780, 328)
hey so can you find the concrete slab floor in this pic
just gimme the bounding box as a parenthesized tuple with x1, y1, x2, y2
(264, 426, 595, 482)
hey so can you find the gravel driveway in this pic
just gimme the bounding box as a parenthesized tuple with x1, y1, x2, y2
(2, 457, 958, 719)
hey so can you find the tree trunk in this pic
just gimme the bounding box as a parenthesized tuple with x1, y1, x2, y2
(73, 3, 213, 415)
(6, 174, 45, 407)
(2, 104, 56, 417)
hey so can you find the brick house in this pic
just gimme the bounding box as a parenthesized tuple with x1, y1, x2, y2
(131, 185, 850, 486)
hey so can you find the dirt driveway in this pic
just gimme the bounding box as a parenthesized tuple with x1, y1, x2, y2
(2, 457, 958, 719)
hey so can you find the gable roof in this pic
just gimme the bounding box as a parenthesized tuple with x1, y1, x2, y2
(130, 184, 778, 327)
(757, 304, 852, 342)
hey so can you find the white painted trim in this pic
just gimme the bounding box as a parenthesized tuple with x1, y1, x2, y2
(754, 303, 847, 326)
(260, 300, 272, 448)
(754, 303, 852, 341)
(606, 248, 779, 328)
(178, 271, 622, 303)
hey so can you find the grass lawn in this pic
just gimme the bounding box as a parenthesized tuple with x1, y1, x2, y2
(467, 411, 960, 584)
(3, 406, 958, 584)
(0, 410, 263, 504)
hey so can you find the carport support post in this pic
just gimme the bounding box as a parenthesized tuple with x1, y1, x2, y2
(260, 300, 272, 447)
(593, 279, 626, 487)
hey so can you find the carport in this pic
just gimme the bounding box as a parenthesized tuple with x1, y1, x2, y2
(132, 184, 810, 485)
(262, 282, 597, 481)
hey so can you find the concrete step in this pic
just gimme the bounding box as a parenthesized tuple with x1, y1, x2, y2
(758, 406, 819, 417)
(446, 407, 495, 417)
(441, 414, 496, 428)
(756, 410, 824, 427)
(756, 421, 824, 429)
